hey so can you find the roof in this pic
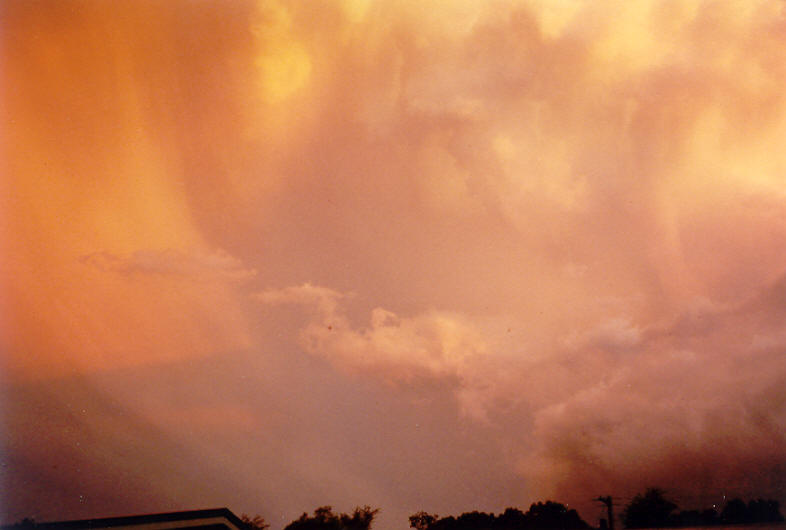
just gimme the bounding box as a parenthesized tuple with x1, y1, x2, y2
(3, 508, 248, 530)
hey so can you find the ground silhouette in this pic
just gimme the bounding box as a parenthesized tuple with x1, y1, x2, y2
(622, 488, 785, 528)
(409, 501, 589, 530)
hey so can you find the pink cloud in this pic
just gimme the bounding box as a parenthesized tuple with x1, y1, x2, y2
(81, 248, 257, 282)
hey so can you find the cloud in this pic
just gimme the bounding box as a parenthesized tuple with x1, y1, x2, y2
(570, 317, 643, 352)
(258, 270, 786, 506)
(519, 275, 786, 504)
(81, 248, 257, 282)
(258, 283, 495, 419)
(256, 283, 346, 317)
(5, 0, 786, 526)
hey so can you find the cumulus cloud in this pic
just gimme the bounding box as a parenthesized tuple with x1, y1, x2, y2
(257, 283, 497, 419)
(257, 272, 786, 507)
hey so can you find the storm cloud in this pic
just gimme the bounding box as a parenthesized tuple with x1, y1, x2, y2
(3, 1, 786, 528)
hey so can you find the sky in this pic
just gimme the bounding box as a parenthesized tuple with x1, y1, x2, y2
(2, 0, 786, 528)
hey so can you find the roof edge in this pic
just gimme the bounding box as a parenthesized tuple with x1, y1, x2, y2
(3, 508, 248, 530)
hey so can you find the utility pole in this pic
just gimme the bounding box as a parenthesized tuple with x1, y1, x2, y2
(594, 496, 615, 530)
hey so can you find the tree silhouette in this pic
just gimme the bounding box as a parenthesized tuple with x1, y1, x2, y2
(622, 488, 677, 529)
(524, 501, 588, 529)
(408, 502, 588, 530)
(455, 511, 495, 530)
(496, 508, 527, 530)
(241, 514, 270, 530)
(285, 506, 379, 530)
(410, 512, 438, 530)
(747, 498, 785, 523)
(341, 506, 379, 530)
(719, 498, 748, 524)
(718, 497, 784, 525)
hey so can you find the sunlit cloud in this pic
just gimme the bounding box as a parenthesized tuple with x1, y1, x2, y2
(257, 284, 491, 421)
(82, 248, 257, 282)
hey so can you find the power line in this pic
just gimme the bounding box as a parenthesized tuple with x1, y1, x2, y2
(594, 496, 615, 530)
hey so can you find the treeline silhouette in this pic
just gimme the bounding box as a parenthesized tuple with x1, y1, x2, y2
(9, 503, 588, 530)
(9, 495, 785, 530)
(409, 502, 590, 530)
(622, 488, 785, 528)
(7, 508, 377, 530)
(283, 506, 379, 530)
(244, 503, 589, 530)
